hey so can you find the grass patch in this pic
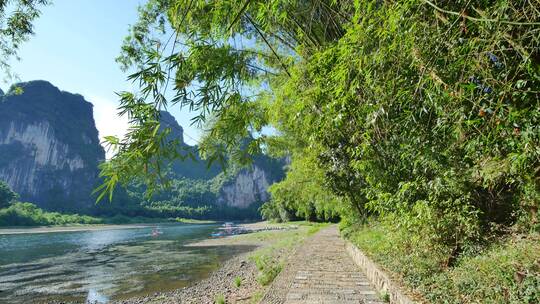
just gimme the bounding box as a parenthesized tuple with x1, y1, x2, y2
(380, 292, 390, 303)
(428, 236, 540, 303)
(214, 294, 226, 304)
(233, 276, 242, 288)
(248, 224, 317, 286)
(249, 291, 264, 303)
(258, 263, 282, 286)
(306, 222, 329, 235)
(250, 246, 285, 286)
(344, 221, 540, 303)
(173, 217, 216, 224)
(253, 254, 283, 286)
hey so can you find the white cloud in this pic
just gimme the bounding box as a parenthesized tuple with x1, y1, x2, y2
(87, 95, 129, 159)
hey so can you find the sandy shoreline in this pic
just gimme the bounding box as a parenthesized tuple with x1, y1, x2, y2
(0, 224, 160, 235)
(0, 221, 284, 236)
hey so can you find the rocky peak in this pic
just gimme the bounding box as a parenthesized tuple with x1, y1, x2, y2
(0, 81, 105, 212)
(159, 110, 184, 145)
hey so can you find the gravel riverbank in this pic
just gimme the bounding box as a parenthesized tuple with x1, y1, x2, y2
(115, 251, 260, 304)
(114, 222, 307, 304)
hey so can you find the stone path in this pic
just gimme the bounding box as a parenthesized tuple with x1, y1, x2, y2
(261, 226, 384, 304)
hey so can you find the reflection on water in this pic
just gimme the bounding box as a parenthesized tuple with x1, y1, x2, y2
(87, 289, 108, 303)
(0, 224, 251, 304)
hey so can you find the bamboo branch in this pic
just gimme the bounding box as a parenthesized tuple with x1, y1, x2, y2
(227, 0, 251, 33)
(423, 0, 540, 26)
(246, 15, 292, 77)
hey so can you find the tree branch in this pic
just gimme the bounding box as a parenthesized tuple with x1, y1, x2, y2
(246, 15, 292, 77)
(423, 0, 540, 26)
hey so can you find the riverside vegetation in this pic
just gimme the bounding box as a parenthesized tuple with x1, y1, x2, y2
(1, 0, 539, 303)
(0, 180, 215, 226)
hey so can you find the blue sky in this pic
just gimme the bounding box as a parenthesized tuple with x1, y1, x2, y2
(5, 0, 201, 155)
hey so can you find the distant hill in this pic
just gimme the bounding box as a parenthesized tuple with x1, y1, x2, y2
(158, 111, 221, 180)
(156, 110, 286, 218)
(0, 81, 285, 219)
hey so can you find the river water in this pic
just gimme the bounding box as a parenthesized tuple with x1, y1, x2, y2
(0, 223, 251, 303)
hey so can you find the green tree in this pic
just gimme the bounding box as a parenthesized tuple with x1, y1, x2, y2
(96, 0, 352, 199)
(100, 0, 539, 258)
(0, 0, 50, 80)
(262, 152, 342, 222)
(0, 180, 17, 209)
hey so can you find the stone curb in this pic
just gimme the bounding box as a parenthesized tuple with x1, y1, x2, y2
(345, 241, 416, 304)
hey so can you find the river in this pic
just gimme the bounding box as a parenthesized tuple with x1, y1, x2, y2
(0, 223, 250, 303)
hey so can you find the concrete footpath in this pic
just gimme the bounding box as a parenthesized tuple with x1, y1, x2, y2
(261, 226, 385, 304)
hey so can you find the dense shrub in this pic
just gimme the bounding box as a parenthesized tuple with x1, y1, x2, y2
(258, 1, 539, 301)
(262, 153, 342, 222)
(0, 202, 102, 226)
(345, 221, 540, 303)
(268, 0, 539, 256)
(0, 180, 17, 209)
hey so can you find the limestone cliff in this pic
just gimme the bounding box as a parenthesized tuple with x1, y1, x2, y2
(0, 81, 105, 212)
(217, 165, 271, 208)
(159, 111, 284, 210)
(215, 155, 285, 210)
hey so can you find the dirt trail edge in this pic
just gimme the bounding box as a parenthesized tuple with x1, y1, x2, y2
(261, 226, 385, 304)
